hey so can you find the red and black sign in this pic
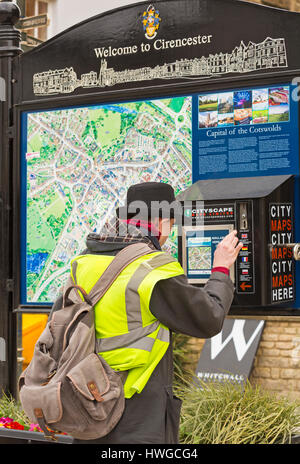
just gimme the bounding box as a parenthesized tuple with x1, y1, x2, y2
(270, 203, 294, 304)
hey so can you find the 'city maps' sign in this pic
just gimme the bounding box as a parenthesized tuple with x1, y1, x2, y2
(270, 203, 295, 304)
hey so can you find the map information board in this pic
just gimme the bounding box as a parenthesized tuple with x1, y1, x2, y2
(21, 96, 192, 304)
(192, 83, 299, 181)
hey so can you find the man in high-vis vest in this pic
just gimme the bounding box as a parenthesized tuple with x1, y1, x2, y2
(51, 182, 243, 444)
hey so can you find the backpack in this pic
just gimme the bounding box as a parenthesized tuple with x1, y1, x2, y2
(18, 242, 153, 441)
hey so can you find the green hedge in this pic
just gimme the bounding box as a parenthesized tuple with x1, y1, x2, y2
(176, 379, 300, 444)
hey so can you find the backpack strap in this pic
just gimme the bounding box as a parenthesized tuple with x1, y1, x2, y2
(64, 242, 154, 308)
(64, 284, 93, 306)
(88, 242, 154, 306)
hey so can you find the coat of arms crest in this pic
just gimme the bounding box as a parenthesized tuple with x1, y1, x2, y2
(142, 5, 161, 40)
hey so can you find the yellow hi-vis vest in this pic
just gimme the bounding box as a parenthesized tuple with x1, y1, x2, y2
(70, 251, 184, 398)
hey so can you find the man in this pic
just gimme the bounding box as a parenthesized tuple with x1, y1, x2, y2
(51, 182, 242, 444)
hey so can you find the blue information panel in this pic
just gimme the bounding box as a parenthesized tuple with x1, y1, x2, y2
(192, 83, 299, 181)
(182, 225, 234, 283)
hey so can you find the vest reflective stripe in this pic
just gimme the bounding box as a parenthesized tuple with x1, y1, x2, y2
(124, 326, 170, 351)
(70, 250, 184, 398)
(71, 261, 78, 284)
(95, 323, 169, 352)
(125, 254, 176, 331)
(129, 328, 169, 350)
(97, 323, 171, 398)
(157, 325, 170, 343)
(95, 320, 160, 352)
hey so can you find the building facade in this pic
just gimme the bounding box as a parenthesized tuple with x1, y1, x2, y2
(14, 0, 146, 42)
(13, 0, 300, 45)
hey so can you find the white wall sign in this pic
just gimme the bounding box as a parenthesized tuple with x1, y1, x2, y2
(196, 319, 265, 385)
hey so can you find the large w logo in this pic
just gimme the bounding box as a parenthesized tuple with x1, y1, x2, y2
(210, 320, 265, 362)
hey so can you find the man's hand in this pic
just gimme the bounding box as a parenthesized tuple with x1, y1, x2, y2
(212, 230, 243, 270)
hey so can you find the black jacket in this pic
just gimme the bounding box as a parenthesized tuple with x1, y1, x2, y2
(51, 232, 235, 444)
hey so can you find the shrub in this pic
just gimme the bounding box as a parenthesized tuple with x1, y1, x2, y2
(177, 380, 300, 444)
(172, 333, 193, 382)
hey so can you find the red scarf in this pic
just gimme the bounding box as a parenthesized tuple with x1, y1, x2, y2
(121, 218, 161, 239)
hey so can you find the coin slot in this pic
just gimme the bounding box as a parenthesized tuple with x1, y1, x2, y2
(240, 203, 248, 231)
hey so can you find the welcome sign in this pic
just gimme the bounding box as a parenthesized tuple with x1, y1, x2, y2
(18, 0, 300, 102)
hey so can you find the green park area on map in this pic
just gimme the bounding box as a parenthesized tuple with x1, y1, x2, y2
(25, 97, 192, 303)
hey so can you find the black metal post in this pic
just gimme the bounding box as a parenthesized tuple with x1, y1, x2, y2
(0, 0, 22, 395)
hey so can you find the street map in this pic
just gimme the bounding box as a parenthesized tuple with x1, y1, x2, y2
(188, 246, 212, 271)
(25, 97, 192, 303)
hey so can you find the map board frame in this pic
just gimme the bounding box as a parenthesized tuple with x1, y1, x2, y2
(11, 0, 300, 316)
(15, 83, 300, 313)
(3, 0, 300, 398)
(18, 80, 300, 306)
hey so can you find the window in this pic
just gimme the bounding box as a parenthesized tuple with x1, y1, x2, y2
(38, 1, 48, 41)
(24, 0, 48, 42)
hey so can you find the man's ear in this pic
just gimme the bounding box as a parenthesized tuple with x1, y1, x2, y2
(160, 217, 171, 226)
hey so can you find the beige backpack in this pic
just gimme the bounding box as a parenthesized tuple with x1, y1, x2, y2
(18, 242, 153, 441)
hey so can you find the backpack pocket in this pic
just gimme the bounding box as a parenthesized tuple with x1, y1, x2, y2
(20, 324, 57, 385)
(19, 381, 63, 425)
(66, 353, 124, 422)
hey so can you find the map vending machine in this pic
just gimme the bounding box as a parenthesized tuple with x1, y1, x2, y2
(177, 174, 298, 310)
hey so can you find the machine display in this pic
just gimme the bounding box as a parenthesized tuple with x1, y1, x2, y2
(20, 96, 192, 304)
(182, 225, 234, 283)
